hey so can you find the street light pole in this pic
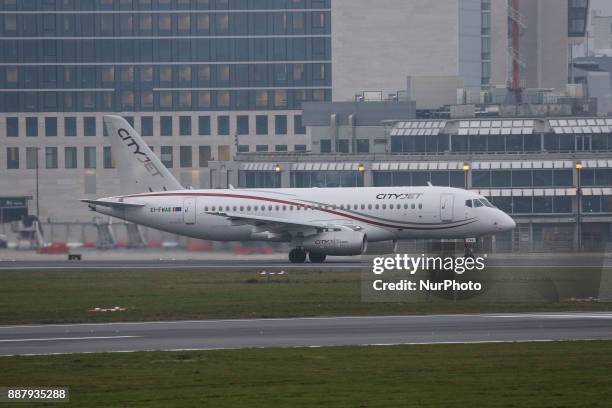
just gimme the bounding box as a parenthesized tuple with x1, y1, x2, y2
(576, 162, 582, 252)
(35, 147, 40, 219)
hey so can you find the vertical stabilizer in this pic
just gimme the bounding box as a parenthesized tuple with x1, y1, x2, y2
(103, 115, 182, 193)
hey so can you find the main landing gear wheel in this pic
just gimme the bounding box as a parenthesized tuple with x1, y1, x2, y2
(309, 252, 327, 263)
(289, 248, 307, 263)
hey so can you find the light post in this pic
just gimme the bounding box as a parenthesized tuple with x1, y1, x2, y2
(463, 163, 470, 189)
(35, 147, 40, 218)
(576, 162, 582, 251)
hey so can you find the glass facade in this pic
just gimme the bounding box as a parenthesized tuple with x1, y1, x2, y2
(373, 171, 465, 188)
(239, 170, 281, 188)
(290, 171, 364, 188)
(0, 0, 332, 113)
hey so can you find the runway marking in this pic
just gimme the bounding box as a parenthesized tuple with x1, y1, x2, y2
(492, 313, 612, 319)
(1, 339, 606, 357)
(1, 264, 610, 271)
(0, 335, 141, 343)
(1, 312, 609, 330)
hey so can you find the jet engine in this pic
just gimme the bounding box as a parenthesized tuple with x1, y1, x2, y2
(300, 229, 367, 256)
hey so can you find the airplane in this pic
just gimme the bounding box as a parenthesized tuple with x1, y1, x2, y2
(82, 115, 516, 263)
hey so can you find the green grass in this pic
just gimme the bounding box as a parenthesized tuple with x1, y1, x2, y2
(1, 268, 612, 325)
(0, 341, 611, 407)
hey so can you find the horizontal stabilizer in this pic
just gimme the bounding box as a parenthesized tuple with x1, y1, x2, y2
(81, 199, 145, 209)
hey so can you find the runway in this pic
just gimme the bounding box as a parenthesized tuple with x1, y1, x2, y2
(0, 253, 609, 270)
(1, 312, 612, 356)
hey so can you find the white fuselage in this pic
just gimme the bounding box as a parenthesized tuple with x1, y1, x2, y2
(91, 186, 515, 243)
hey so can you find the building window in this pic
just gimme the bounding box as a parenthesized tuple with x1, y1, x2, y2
(274, 90, 288, 108)
(275, 145, 288, 152)
(256, 90, 268, 108)
(160, 116, 173, 136)
(141, 116, 153, 136)
(313, 64, 326, 80)
(178, 14, 190, 31)
(26, 117, 38, 137)
(159, 91, 172, 110)
(198, 65, 211, 82)
(65, 147, 77, 169)
(256, 145, 269, 152)
(6, 117, 18, 137)
(197, 14, 210, 31)
(197, 91, 211, 108)
(237, 115, 249, 135)
(45, 147, 58, 169)
(199, 116, 211, 135)
(64, 117, 76, 137)
(256, 115, 268, 135)
(198, 145, 211, 167)
(356, 139, 370, 153)
(84, 117, 96, 137)
(217, 91, 230, 108)
(217, 115, 230, 135)
(294, 115, 306, 135)
(26, 147, 38, 169)
(180, 146, 193, 168)
(237, 145, 249, 153)
(275, 115, 287, 135)
(6, 147, 19, 169)
(84, 147, 96, 168)
(160, 146, 173, 168)
(320, 139, 331, 153)
(103, 146, 114, 169)
(179, 116, 192, 136)
(295, 144, 307, 152)
(239, 171, 281, 188)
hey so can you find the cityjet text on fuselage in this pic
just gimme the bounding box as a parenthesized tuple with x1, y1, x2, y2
(376, 193, 423, 200)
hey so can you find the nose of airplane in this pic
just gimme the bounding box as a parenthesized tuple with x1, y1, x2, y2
(495, 212, 516, 231)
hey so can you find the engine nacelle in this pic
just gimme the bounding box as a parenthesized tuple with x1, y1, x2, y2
(300, 230, 367, 256)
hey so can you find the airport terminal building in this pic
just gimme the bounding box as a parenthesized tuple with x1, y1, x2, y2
(225, 114, 612, 252)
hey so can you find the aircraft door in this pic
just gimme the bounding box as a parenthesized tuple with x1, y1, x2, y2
(440, 193, 454, 222)
(183, 197, 196, 225)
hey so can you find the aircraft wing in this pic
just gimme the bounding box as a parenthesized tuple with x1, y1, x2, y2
(206, 211, 331, 233)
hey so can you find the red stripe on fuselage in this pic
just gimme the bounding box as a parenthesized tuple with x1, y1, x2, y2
(124, 192, 477, 230)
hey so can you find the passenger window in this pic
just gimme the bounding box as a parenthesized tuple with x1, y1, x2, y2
(375, 204, 379, 210)
(361, 204, 365, 210)
(240, 206, 244, 211)
(276, 205, 280, 211)
(282, 205, 286, 211)
(404, 204, 408, 209)
(390, 204, 394, 210)
(382, 204, 386, 210)
(368, 204, 372, 210)
(247, 206, 252, 211)
(418, 203, 422, 209)
(212, 206, 216, 211)
(411, 203, 416, 209)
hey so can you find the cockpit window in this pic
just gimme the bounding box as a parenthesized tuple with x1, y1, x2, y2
(473, 199, 484, 208)
(481, 198, 495, 208)
(465, 200, 472, 208)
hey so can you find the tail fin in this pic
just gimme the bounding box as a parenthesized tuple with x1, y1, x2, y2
(103, 115, 182, 193)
